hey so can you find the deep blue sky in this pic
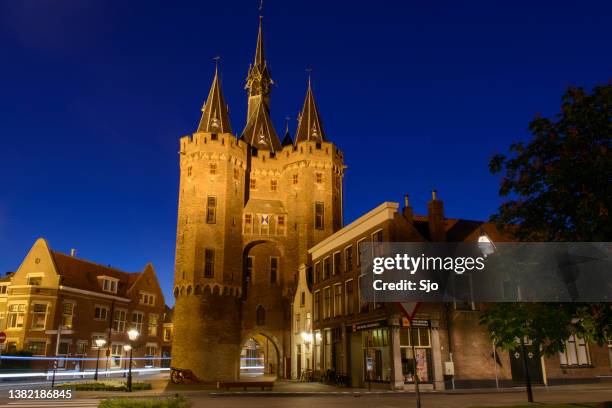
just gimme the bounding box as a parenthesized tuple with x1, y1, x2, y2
(1, 1, 610, 305)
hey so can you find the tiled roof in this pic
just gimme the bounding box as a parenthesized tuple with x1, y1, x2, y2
(51, 251, 139, 297)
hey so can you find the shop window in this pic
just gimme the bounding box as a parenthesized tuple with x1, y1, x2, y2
(204, 249, 215, 278)
(363, 328, 391, 382)
(314, 202, 324, 229)
(399, 326, 433, 383)
(62, 303, 74, 328)
(344, 246, 353, 271)
(145, 345, 158, 367)
(206, 196, 217, 224)
(333, 252, 341, 275)
(559, 335, 591, 367)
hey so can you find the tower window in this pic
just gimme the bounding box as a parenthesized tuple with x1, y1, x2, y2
(246, 256, 254, 285)
(256, 305, 265, 326)
(206, 196, 217, 224)
(233, 168, 239, 181)
(243, 213, 253, 234)
(270, 180, 277, 192)
(209, 163, 217, 175)
(250, 178, 256, 190)
(315, 202, 325, 230)
(277, 215, 286, 235)
(316, 172, 323, 184)
(292, 174, 298, 185)
(187, 166, 192, 176)
(270, 257, 278, 284)
(204, 249, 215, 278)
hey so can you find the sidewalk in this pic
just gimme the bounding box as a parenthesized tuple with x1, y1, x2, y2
(70, 376, 612, 399)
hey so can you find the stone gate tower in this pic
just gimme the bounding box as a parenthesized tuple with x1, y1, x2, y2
(172, 15, 344, 381)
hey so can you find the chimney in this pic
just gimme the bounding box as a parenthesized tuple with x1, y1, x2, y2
(427, 190, 446, 242)
(70, 248, 77, 257)
(402, 194, 413, 223)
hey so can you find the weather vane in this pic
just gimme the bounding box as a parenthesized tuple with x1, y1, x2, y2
(259, 0, 263, 14)
(213, 56, 221, 70)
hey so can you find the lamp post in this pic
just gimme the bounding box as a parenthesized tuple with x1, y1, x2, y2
(126, 329, 139, 392)
(94, 339, 106, 381)
(123, 345, 131, 378)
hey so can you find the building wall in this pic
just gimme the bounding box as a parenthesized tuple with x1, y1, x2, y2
(291, 264, 313, 379)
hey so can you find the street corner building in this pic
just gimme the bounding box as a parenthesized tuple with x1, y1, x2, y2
(0, 238, 173, 374)
(305, 199, 612, 390)
(169, 15, 612, 387)
(170, 15, 343, 382)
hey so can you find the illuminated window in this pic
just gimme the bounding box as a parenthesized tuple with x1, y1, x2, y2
(113, 309, 127, 332)
(148, 314, 158, 336)
(31, 303, 47, 330)
(101, 278, 118, 294)
(28, 276, 42, 286)
(62, 303, 74, 329)
(27, 341, 46, 356)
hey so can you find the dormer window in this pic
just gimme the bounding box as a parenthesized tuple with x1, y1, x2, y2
(100, 277, 118, 294)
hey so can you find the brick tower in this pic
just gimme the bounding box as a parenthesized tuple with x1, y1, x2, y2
(172, 15, 344, 381)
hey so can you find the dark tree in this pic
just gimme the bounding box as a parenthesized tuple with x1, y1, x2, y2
(481, 84, 612, 401)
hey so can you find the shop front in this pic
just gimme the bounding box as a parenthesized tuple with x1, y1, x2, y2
(399, 319, 434, 385)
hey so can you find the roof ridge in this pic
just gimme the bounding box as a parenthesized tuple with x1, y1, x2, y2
(51, 250, 139, 276)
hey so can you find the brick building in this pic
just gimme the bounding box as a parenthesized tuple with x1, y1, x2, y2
(307, 198, 612, 389)
(0, 238, 171, 374)
(171, 15, 343, 381)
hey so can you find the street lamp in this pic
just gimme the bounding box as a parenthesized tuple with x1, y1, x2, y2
(123, 345, 132, 378)
(94, 339, 106, 381)
(126, 329, 139, 392)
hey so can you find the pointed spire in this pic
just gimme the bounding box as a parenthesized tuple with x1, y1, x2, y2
(197, 60, 232, 134)
(254, 16, 265, 69)
(282, 116, 293, 146)
(241, 99, 281, 152)
(295, 77, 326, 143)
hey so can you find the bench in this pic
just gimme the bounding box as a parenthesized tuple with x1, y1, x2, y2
(217, 381, 274, 391)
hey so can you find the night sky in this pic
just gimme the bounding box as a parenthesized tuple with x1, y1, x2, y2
(1, 1, 610, 305)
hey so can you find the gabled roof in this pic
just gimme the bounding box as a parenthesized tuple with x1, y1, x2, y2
(52, 250, 140, 297)
(241, 99, 281, 152)
(197, 66, 232, 134)
(295, 79, 326, 143)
